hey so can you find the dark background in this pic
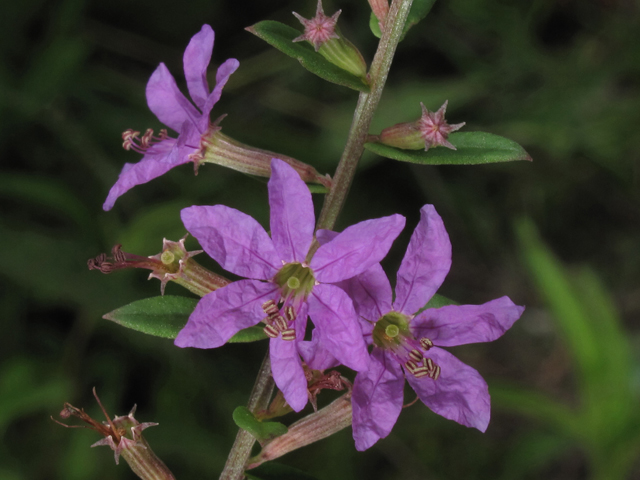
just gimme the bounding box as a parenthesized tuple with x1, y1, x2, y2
(1, 0, 639, 478)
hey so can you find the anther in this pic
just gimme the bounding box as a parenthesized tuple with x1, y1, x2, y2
(273, 315, 288, 332)
(409, 349, 423, 363)
(420, 337, 434, 350)
(281, 329, 296, 341)
(430, 364, 441, 381)
(284, 306, 296, 322)
(262, 300, 279, 316)
(404, 360, 419, 374)
(263, 325, 280, 338)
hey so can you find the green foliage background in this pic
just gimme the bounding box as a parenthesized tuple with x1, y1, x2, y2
(1, 0, 639, 478)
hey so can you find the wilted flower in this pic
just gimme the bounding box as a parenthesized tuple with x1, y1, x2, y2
(175, 158, 405, 411)
(54, 389, 175, 480)
(103, 25, 239, 211)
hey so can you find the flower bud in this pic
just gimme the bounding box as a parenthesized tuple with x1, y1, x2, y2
(292, 0, 368, 80)
(378, 100, 466, 151)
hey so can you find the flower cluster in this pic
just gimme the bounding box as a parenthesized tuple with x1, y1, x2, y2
(173, 158, 524, 447)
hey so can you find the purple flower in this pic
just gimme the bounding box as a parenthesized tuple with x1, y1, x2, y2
(174, 158, 405, 411)
(103, 25, 239, 211)
(319, 205, 524, 450)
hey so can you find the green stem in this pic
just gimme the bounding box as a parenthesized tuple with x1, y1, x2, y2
(218, 354, 274, 480)
(218, 1, 414, 477)
(314, 0, 415, 235)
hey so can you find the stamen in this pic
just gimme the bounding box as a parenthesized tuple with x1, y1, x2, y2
(262, 300, 279, 316)
(404, 360, 418, 374)
(409, 349, 423, 363)
(121, 128, 169, 154)
(430, 364, 441, 381)
(284, 306, 296, 322)
(281, 329, 296, 341)
(420, 337, 434, 350)
(273, 315, 288, 332)
(263, 325, 280, 338)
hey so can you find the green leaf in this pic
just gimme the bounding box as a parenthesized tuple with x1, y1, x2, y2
(228, 326, 269, 343)
(104, 296, 269, 342)
(103, 296, 198, 339)
(246, 21, 370, 93)
(402, 0, 437, 39)
(232, 406, 288, 445)
(365, 132, 532, 165)
(423, 293, 458, 309)
(369, 13, 382, 38)
(246, 463, 319, 480)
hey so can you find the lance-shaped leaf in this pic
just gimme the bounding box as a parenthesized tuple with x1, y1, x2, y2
(232, 406, 288, 446)
(246, 21, 370, 93)
(365, 132, 532, 165)
(103, 295, 267, 342)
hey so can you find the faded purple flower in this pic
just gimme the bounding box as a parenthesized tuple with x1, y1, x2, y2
(310, 205, 524, 450)
(292, 0, 341, 51)
(103, 25, 239, 211)
(418, 100, 465, 151)
(175, 158, 405, 412)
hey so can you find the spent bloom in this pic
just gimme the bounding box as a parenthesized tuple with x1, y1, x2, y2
(55, 389, 175, 480)
(104, 25, 238, 211)
(175, 158, 405, 411)
(293, 0, 341, 51)
(311, 205, 524, 450)
(378, 100, 466, 151)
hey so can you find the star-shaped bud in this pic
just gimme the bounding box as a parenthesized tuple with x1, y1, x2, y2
(293, 0, 341, 51)
(418, 100, 466, 151)
(377, 100, 466, 151)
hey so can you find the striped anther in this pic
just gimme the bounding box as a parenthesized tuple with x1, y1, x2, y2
(404, 361, 419, 374)
(262, 300, 279, 316)
(281, 329, 296, 341)
(284, 306, 296, 322)
(263, 325, 280, 338)
(274, 315, 288, 332)
(420, 338, 434, 350)
(409, 349, 423, 363)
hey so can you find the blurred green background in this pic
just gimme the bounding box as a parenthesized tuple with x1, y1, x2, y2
(1, 0, 639, 478)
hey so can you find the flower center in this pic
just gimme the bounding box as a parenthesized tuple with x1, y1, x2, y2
(121, 128, 168, 154)
(273, 262, 316, 306)
(372, 311, 440, 381)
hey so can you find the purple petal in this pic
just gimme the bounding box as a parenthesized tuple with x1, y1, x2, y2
(174, 280, 278, 348)
(183, 25, 213, 110)
(146, 63, 203, 133)
(341, 263, 392, 324)
(103, 139, 182, 211)
(315, 229, 337, 245)
(268, 159, 315, 263)
(405, 348, 490, 432)
(311, 214, 406, 283)
(181, 205, 282, 280)
(298, 328, 340, 371)
(352, 349, 405, 451)
(411, 297, 524, 347)
(307, 284, 369, 372)
(393, 205, 452, 315)
(202, 58, 240, 118)
(270, 337, 308, 412)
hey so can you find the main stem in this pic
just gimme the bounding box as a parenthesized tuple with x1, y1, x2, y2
(315, 0, 414, 234)
(218, 1, 413, 478)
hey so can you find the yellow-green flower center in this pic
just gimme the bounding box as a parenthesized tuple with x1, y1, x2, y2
(273, 262, 316, 302)
(372, 311, 411, 349)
